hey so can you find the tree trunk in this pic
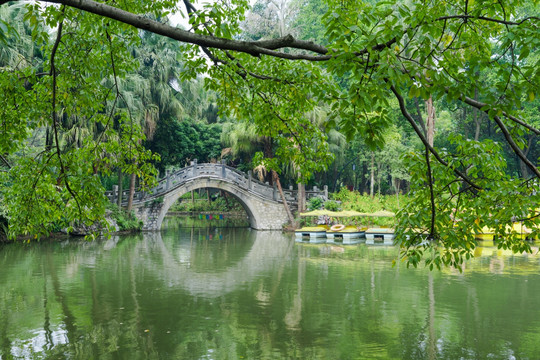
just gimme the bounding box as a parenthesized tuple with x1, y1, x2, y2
(377, 161, 381, 196)
(426, 95, 435, 146)
(45, 126, 54, 151)
(298, 182, 306, 212)
(263, 137, 274, 185)
(127, 172, 136, 211)
(370, 152, 375, 198)
(272, 170, 295, 226)
(474, 81, 481, 141)
(117, 168, 123, 209)
(221, 190, 230, 209)
(394, 177, 401, 208)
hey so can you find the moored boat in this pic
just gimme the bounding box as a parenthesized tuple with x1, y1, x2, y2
(365, 227, 395, 244)
(327, 225, 367, 243)
(295, 225, 328, 241)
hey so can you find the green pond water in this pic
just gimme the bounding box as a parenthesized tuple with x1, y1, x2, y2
(1, 216, 540, 359)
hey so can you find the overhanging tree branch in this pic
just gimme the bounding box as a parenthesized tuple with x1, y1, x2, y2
(435, 15, 540, 26)
(181, 0, 296, 85)
(39, 0, 332, 61)
(460, 94, 540, 135)
(4, 0, 398, 62)
(492, 115, 540, 178)
(0, 153, 11, 168)
(50, 8, 83, 218)
(389, 83, 481, 190)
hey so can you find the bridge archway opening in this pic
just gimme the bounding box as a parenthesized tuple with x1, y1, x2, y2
(158, 185, 257, 230)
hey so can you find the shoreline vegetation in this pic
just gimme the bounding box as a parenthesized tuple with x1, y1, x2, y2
(298, 189, 404, 229)
(0, 189, 402, 242)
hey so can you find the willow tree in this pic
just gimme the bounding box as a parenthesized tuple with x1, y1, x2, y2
(1, 0, 539, 268)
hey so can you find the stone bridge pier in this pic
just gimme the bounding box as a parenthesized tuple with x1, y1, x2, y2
(106, 162, 328, 231)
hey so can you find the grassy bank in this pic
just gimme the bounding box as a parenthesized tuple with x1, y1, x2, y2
(299, 188, 408, 228)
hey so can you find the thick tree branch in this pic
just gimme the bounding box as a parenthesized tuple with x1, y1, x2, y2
(389, 83, 481, 190)
(5, 0, 396, 62)
(182, 0, 296, 85)
(435, 15, 539, 26)
(491, 115, 540, 178)
(40, 0, 331, 61)
(0, 153, 11, 168)
(50, 9, 83, 217)
(460, 95, 540, 135)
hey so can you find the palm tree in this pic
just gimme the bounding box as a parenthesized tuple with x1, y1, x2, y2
(281, 104, 346, 210)
(0, 4, 43, 69)
(109, 29, 186, 210)
(221, 121, 297, 224)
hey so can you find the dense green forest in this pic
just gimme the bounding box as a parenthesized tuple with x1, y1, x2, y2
(0, 0, 538, 267)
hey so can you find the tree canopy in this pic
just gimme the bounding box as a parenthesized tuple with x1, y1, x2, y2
(0, 0, 539, 267)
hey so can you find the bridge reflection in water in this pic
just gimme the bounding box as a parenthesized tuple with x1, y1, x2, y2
(135, 225, 294, 298)
(1, 226, 540, 359)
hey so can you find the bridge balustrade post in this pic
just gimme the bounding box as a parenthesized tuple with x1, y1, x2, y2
(247, 171, 252, 190)
(166, 170, 171, 190)
(273, 185, 278, 201)
(324, 185, 328, 200)
(221, 163, 226, 178)
(191, 159, 198, 177)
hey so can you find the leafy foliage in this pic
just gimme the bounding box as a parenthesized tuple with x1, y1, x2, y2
(397, 135, 539, 270)
(147, 119, 222, 173)
(0, 3, 158, 239)
(307, 197, 323, 210)
(323, 200, 340, 211)
(170, 194, 244, 213)
(108, 206, 142, 231)
(332, 187, 405, 213)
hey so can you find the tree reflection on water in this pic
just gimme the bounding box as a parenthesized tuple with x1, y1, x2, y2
(0, 229, 539, 359)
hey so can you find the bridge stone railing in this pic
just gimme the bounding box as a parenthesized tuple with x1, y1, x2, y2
(105, 161, 327, 207)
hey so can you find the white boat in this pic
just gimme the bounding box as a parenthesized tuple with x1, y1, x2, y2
(295, 226, 328, 241)
(365, 228, 395, 244)
(326, 226, 367, 243)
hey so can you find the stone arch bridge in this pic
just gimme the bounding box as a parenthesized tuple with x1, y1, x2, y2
(105, 162, 327, 230)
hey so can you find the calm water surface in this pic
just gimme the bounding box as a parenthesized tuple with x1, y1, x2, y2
(1, 217, 540, 359)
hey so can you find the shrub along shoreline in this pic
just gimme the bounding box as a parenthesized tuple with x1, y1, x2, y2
(298, 188, 407, 228)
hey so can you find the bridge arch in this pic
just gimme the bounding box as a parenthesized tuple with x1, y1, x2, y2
(107, 163, 328, 231)
(155, 178, 272, 230)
